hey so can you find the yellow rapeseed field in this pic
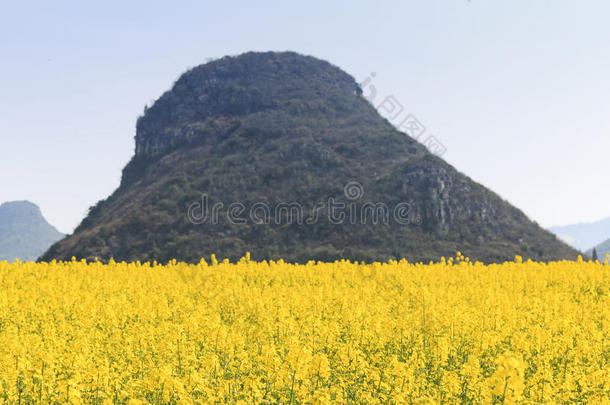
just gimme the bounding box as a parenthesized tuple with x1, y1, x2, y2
(0, 254, 608, 404)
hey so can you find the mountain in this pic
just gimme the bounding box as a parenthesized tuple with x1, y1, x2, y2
(549, 217, 610, 251)
(42, 51, 578, 263)
(585, 238, 610, 261)
(0, 201, 65, 262)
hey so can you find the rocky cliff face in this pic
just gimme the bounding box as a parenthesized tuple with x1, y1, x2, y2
(400, 166, 488, 231)
(133, 52, 359, 159)
(42, 51, 579, 263)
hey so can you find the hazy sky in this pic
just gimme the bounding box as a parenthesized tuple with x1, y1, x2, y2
(1, 1, 609, 233)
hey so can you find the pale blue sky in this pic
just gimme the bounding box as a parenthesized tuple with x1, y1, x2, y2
(1, 0, 609, 233)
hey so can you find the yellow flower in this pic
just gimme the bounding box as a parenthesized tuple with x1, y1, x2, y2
(0, 255, 606, 403)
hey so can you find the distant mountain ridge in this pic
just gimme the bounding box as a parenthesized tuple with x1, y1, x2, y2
(42, 51, 578, 263)
(0, 201, 64, 261)
(549, 217, 610, 251)
(586, 238, 610, 261)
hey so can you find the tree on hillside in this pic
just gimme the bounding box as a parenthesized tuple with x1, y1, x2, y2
(592, 248, 598, 262)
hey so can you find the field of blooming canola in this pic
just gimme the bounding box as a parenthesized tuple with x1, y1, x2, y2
(0, 254, 608, 404)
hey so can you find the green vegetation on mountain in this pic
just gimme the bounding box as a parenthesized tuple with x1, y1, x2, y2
(42, 52, 579, 263)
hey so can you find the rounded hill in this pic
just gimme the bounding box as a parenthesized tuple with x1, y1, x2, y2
(42, 52, 579, 263)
